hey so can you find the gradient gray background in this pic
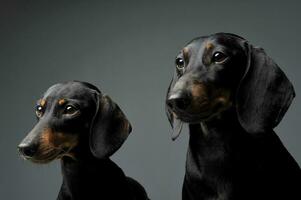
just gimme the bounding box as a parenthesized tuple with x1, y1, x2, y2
(0, 1, 300, 199)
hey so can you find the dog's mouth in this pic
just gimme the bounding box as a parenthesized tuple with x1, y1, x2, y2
(169, 101, 220, 123)
(169, 110, 211, 140)
(171, 107, 213, 123)
(20, 146, 75, 164)
(169, 98, 232, 140)
(169, 111, 214, 141)
(173, 94, 232, 120)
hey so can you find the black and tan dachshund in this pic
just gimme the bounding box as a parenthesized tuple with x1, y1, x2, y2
(18, 81, 149, 200)
(166, 33, 301, 200)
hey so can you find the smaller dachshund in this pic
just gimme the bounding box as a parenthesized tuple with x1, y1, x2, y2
(18, 81, 149, 200)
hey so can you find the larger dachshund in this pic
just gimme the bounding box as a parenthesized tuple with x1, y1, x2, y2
(166, 33, 301, 200)
(18, 81, 149, 200)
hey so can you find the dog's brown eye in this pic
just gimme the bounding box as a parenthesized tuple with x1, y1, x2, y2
(36, 105, 43, 118)
(64, 105, 79, 115)
(176, 58, 185, 70)
(212, 52, 228, 63)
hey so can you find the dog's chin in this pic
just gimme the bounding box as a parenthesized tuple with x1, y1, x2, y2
(173, 102, 232, 124)
(27, 157, 57, 164)
(171, 108, 213, 123)
(177, 114, 211, 124)
(22, 150, 64, 164)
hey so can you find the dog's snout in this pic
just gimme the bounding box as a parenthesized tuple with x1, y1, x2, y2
(18, 143, 38, 158)
(167, 92, 191, 111)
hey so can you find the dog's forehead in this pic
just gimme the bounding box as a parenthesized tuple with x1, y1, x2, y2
(43, 82, 98, 101)
(186, 33, 244, 51)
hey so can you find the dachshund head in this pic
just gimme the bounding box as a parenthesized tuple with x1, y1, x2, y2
(18, 81, 131, 163)
(166, 33, 295, 139)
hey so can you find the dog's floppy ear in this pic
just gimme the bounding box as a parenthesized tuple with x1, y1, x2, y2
(236, 44, 295, 134)
(89, 93, 132, 158)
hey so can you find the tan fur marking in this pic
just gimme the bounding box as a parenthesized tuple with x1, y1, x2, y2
(40, 99, 46, 107)
(183, 47, 189, 57)
(58, 99, 66, 105)
(191, 83, 207, 98)
(189, 83, 233, 116)
(53, 132, 78, 148)
(31, 128, 79, 163)
(215, 90, 232, 106)
(40, 128, 53, 147)
(206, 42, 214, 50)
(40, 128, 78, 149)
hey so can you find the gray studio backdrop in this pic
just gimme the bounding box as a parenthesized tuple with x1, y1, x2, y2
(0, 1, 300, 199)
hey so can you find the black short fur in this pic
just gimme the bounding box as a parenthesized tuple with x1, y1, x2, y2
(166, 33, 301, 200)
(18, 81, 149, 200)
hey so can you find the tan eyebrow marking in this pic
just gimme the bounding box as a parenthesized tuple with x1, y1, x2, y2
(206, 42, 214, 50)
(183, 47, 189, 57)
(58, 99, 66, 105)
(39, 99, 46, 107)
(182, 47, 190, 62)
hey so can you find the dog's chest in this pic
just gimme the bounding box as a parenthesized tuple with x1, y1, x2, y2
(184, 144, 232, 200)
(183, 124, 237, 200)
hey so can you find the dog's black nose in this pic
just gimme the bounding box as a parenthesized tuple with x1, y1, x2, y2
(167, 92, 191, 111)
(18, 143, 38, 157)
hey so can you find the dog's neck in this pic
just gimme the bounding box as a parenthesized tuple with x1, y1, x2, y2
(189, 107, 245, 144)
(183, 107, 252, 199)
(187, 108, 244, 172)
(58, 154, 132, 200)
